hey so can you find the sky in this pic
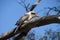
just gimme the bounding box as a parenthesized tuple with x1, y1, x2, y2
(0, 0, 60, 40)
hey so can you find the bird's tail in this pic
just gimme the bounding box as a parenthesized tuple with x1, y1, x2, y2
(14, 23, 24, 33)
(14, 26, 20, 33)
(14, 24, 22, 33)
(14, 21, 24, 33)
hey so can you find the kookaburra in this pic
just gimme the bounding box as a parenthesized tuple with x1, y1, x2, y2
(15, 11, 38, 33)
(15, 11, 38, 26)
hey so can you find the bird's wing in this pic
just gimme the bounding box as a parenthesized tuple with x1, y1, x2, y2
(14, 14, 29, 33)
(15, 14, 29, 26)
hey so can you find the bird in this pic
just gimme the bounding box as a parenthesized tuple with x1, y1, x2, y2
(15, 11, 39, 33)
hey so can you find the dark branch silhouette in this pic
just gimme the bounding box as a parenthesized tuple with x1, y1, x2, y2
(18, 0, 41, 12)
(46, 7, 60, 15)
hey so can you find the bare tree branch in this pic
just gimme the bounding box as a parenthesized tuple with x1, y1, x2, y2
(46, 7, 54, 16)
(52, 7, 60, 15)
(18, 0, 41, 12)
(18, 0, 28, 12)
(0, 15, 60, 40)
(28, 0, 41, 11)
(46, 7, 60, 15)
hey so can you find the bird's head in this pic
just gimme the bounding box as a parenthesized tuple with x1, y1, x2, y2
(30, 11, 38, 17)
(26, 11, 39, 17)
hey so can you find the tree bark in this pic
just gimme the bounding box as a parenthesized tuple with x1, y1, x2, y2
(0, 15, 60, 40)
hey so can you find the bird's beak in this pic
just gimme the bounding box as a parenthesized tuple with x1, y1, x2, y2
(35, 14, 39, 17)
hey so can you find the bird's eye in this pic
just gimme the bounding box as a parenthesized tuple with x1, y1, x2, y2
(31, 13, 35, 14)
